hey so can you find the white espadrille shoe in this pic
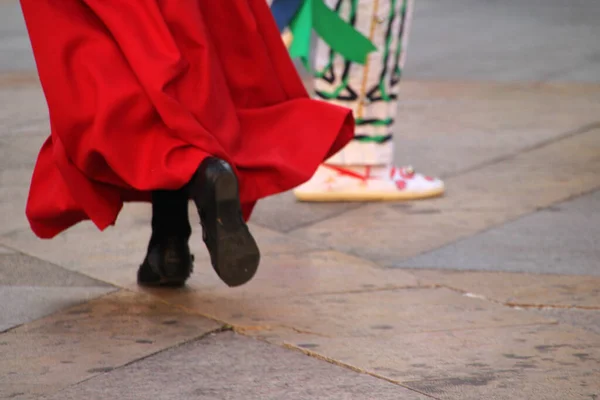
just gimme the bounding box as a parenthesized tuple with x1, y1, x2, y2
(294, 165, 444, 202)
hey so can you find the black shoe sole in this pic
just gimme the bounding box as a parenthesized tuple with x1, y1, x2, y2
(204, 167, 260, 287)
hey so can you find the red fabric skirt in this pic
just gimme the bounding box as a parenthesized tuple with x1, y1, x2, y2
(20, 0, 353, 239)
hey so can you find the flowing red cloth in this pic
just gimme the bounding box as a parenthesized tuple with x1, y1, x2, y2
(20, 0, 354, 239)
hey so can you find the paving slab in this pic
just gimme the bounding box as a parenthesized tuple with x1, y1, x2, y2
(0, 290, 221, 399)
(146, 251, 418, 305)
(0, 252, 112, 287)
(405, 126, 600, 214)
(405, 0, 600, 83)
(290, 127, 600, 266)
(0, 141, 31, 236)
(42, 331, 429, 400)
(254, 323, 600, 400)
(0, 0, 35, 74)
(0, 138, 36, 171)
(0, 252, 114, 332)
(150, 286, 553, 337)
(397, 190, 600, 275)
(405, 371, 599, 400)
(529, 309, 600, 336)
(292, 203, 508, 266)
(394, 82, 600, 178)
(0, 85, 49, 138)
(0, 84, 49, 236)
(0, 286, 114, 333)
(0, 186, 29, 236)
(0, 244, 15, 254)
(411, 269, 600, 309)
(251, 191, 363, 233)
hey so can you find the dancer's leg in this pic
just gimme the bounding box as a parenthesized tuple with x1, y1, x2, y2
(21, 0, 354, 286)
(294, 0, 444, 201)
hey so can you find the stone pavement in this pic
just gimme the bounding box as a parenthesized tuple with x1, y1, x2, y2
(1, 0, 600, 399)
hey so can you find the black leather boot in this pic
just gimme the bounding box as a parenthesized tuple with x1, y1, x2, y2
(188, 157, 260, 287)
(137, 188, 194, 287)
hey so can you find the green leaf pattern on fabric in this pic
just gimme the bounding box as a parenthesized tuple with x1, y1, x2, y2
(289, 0, 377, 66)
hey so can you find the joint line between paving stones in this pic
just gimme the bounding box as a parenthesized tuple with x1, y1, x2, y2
(438, 282, 600, 311)
(143, 283, 582, 338)
(504, 302, 600, 311)
(385, 183, 600, 267)
(537, 59, 599, 83)
(0, 289, 120, 334)
(282, 342, 442, 400)
(407, 321, 559, 335)
(134, 289, 331, 338)
(234, 325, 332, 338)
(279, 204, 370, 234)
(140, 283, 585, 344)
(440, 120, 600, 179)
(39, 324, 233, 399)
(136, 289, 237, 326)
(0, 241, 123, 291)
(310, 284, 436, 296)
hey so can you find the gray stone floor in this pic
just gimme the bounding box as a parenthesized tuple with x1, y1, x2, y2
(0, 0, 33, 73)
(395, 189, 600, 275)
(405, 0, 600, 82)
(0, 249, 115, 332)
(531, 308, 600, 336)
(43, 332, 428, 400)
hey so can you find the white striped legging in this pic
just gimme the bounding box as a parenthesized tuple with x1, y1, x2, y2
(313, 0, 414, 166)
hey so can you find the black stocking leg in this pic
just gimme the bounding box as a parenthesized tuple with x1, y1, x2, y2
(137, 188, 194, 287)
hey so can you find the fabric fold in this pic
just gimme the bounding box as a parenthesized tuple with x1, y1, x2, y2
(21, 0, 354, 238)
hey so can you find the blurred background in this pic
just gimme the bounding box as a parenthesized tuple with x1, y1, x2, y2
(406, 0, 600, 83)
(3, 1, 600, 81)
